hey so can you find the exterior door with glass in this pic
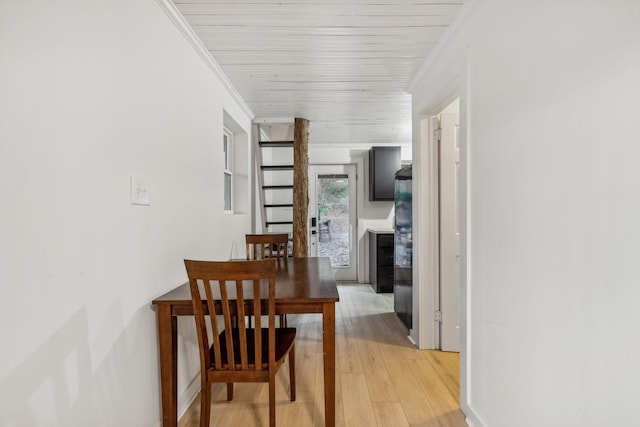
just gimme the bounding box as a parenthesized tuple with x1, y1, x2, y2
(308, 164, 357, 281)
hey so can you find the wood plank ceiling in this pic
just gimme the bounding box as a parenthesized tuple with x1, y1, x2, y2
(173, 0, 464, 146)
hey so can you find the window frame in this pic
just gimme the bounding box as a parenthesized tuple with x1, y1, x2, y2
(223, 127, 233, 213)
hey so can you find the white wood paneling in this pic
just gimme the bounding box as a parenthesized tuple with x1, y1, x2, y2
(173, 0, 464, 145)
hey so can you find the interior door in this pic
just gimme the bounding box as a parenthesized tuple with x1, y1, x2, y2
(308, 164, 357, 281)
(439, 108, 461, 352)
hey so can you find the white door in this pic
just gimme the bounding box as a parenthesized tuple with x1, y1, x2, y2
(308, 164, 357, 281)
(439, 107, 461, 352)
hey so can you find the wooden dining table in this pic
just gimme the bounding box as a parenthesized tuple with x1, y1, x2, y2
(152, 256, 340, 426)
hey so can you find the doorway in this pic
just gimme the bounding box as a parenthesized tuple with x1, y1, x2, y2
(308, 164, 358, 281)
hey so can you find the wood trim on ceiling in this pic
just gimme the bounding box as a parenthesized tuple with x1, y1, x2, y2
(154, 0, 255, 120)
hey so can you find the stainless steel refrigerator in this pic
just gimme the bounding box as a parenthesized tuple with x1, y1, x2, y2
(394, 165, 412, 329)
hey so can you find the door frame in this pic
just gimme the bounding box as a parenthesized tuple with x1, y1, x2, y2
(411, 69, 469, 343)
(437, 102, 461, 352)
(415, 97, 466, 346)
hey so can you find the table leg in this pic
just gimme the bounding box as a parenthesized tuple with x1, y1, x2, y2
(157, 305, 178, 426)
(322, 302, 336, 427)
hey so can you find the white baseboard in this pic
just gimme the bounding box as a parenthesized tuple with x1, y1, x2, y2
(462, 404, 484, 427)
(407, 333, 417, 346)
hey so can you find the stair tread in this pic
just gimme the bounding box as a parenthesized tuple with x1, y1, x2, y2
(266, 221, 293, 225)
(259, 140, 294, 147)
(264, 204, 294, 208)
(261, 165, 294, 170)
(262, 185, 293, 189)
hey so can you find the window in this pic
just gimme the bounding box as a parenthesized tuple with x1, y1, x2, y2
(223, 127, 233, 212)
(222, 110, 248, 214)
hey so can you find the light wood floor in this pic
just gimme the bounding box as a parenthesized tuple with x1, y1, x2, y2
(178, 284, 467, 427)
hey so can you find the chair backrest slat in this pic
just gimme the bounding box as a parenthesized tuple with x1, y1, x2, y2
(253, 279, 262, 369)
(218, 278, 235, 369)
(235, 280, 249, 369)
(268, 271, 276, 366)
(203, 279, 223, 370)
(188, 277, 212, 371)
(184, 259, 277, 374)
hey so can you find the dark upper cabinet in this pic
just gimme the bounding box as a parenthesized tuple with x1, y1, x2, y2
(369, 146, 401, 201)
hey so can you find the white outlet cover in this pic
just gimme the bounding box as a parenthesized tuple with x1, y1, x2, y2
(130, 176, 150, 206)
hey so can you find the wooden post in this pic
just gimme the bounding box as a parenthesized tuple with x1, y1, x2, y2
(293, 118, 309, 257)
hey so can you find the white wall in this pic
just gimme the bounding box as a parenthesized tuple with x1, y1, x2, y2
(410, 0, 640, 425)
(0, 1, 252, 425)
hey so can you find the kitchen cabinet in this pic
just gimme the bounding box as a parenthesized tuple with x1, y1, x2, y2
(368, 229, 394, 293)
(369, 147, 401, 201)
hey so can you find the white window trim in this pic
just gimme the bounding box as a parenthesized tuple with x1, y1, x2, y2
(223, 127, 233, 213)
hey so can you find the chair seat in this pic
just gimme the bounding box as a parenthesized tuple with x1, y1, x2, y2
(213, 327, 296, 369)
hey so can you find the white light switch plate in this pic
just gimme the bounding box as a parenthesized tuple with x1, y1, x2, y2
(130, 176, 150, 206)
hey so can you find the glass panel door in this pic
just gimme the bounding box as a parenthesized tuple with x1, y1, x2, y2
(309, 165, 357, 281)
(317, 174, 349, 266)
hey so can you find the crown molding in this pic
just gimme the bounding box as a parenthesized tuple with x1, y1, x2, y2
(406, 0, 478, 94)
(155, 0, 254, 120)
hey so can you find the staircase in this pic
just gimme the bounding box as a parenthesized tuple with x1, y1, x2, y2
(255, 122, 295, 251)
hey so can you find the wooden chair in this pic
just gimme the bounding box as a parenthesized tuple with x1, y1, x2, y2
(246, 233, 290, 326)
(245, 233, 289, 261)
(184, 258, 296, 427)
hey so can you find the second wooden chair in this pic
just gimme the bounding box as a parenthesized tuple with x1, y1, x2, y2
(246, 233, 290, 327)
(245, 233, 289, 261)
